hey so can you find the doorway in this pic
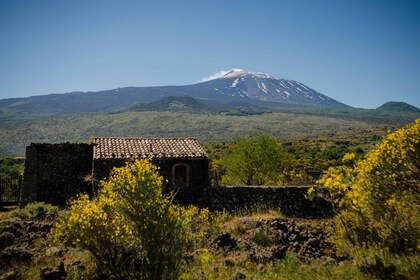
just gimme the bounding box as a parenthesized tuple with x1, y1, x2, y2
(173, 164, 189, 187)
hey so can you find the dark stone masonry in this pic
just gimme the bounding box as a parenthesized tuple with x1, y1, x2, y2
(19, 143, 94, 207)
(174, 186, 333, 218)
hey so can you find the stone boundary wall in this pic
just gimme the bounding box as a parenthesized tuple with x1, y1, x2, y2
(20, 143, 94, 207)
(174, 186, 333, 218)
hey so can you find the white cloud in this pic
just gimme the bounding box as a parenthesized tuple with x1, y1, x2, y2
(200, 70, 230, 82)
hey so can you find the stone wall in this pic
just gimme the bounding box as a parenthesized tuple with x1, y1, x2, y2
(20, 143, 94, 207)
(174, 186, 333, 218)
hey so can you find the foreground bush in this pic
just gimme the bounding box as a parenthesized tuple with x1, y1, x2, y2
(55, 159, 211, 279)
(310, 119, 420, 254)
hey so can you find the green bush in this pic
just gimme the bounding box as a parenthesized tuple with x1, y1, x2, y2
(221, 134, 289, 185)
(15, 202, 59, 219)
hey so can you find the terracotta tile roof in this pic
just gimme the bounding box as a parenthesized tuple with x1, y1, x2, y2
(93, 137, 208, 160)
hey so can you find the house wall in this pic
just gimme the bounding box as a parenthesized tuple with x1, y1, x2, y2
(20, 143, 94, 207)
(93, 158, 210, 190)
(157, 158, 210, 187)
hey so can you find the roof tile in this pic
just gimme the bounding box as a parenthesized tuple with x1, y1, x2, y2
(93, 137, 208, 160)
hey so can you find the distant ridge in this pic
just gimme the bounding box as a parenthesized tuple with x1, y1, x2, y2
(377, 101, 420, 112)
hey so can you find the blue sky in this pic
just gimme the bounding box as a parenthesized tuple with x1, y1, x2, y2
(0, 0, 419, 108)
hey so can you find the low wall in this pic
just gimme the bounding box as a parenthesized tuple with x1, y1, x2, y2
(20, 143, 94, 207)
(174, 186, 333, 218)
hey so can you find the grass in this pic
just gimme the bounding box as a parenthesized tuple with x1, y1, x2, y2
(181, 251, 369, 280)
(0, 206, 17, 220)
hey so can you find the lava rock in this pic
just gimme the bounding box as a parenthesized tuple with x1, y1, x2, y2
(0, 232, 15, 250)
(233, 271, 246, 279)
(45, 246, 62, 257)
(213, 232, 237, 251)
(0, 247, 32, 266)
(41, 261, 66, 280)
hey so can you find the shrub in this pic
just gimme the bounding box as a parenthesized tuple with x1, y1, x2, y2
(221, 134, 289, 185)
(310, 119, 420, 254)
(55, 159, 211, 279)
(15, 202, 59, 219)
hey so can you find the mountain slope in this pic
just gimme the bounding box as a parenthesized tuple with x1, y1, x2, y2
(125, 96, 210, 112)
(0, 69, 349, 113)
(194, 69, 348, 107)
(377, 101, 420, 112)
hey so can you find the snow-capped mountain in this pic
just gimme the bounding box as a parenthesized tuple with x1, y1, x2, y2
(196, 69, 347, 107)
(0, 69, 348, 113)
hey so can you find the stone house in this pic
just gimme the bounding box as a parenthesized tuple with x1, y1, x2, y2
(92, 137, 210, 189)
(19, 138, 209, 206)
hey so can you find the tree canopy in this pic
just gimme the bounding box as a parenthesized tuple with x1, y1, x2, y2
(221, 134, 289, 185)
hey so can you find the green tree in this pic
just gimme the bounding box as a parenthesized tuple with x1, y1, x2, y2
(55, 159, 211, 279)
(0, 158, 24, 178)
(221, 134, 289, 185)
(310, 119, 420, 254)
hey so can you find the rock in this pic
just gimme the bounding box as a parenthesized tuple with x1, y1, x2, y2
(0, 231, 15, 250)
(1, 226, 18, 236)
(45, 246, 62, 257)
(27, 223, 39, 233)
(69, 260, 85, 270)
(233, 271, 246, 279)
(237, 238, 253, 251)
(0, 270, 18, 280)
(306, 238, 320, 249)
(0, 247, 32, 265)
(289, 233, 298, 242)
(224, 258, 235, 266)
(249, 248, 274, 263)
(0, 217, 22, 225)
(41, 261, 66, 280)
(213, 232, 237, 251)
(272, 245, 287, 259)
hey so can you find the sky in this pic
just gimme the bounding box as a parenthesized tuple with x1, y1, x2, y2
(0, 0, 419, 109)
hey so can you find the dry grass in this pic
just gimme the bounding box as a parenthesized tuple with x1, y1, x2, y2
(0, 206, 17, 221)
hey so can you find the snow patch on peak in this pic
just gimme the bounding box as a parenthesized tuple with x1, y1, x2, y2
(230, 78, 239, 88)
(220, 69, 275, 79)
(260, 82, 268, 93)
(202, 68, 279, 82)
(222, 69, 247, 78)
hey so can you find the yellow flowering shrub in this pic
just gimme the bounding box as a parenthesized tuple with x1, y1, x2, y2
(55, 159, 211, 279)
(307, 153, 356, 212)
(311, 119, 419, 254)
